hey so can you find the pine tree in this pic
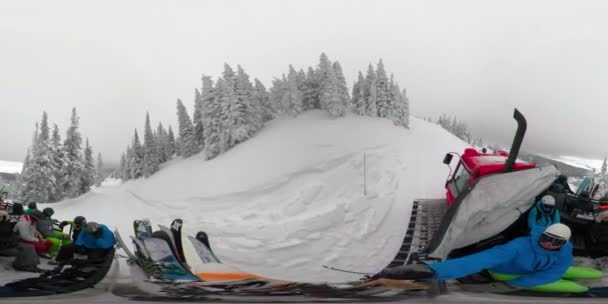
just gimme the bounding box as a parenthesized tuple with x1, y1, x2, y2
(125, 148, 134, 180)
(320, 60, 346, 117)
(193, 88, 205, 148)
(364, 64, 378, 116)
(167, 126, 176, 158)
(602, 157, 607, 176)
(235, 65, 261, 138)
(176, 99, 197, 157)
(63, 108, 84, 198)
(24, 112, 57, 203)
(217, 77, 237, 151)
(156, 122, 168, 163)
(269, 76, 288, 115)
(375, 59, 391, 117)
(254, 78, 274, 122)
(119, 152, 128, 181)
(130, 129, 144, 179)
(143, 112, 160, 177)
(50, 124, 66, 201)
(333, 61, 350, 110)
(203, 79, 222, 159)
(81, 138, 95, 193)
(351, 72, 366, 115)
(286, 65, 304, 115)
(96, 153, 104, 187)
(303, 67, 320, 110)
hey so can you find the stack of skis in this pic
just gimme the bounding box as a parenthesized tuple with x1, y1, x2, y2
(113, 219, 429, 302)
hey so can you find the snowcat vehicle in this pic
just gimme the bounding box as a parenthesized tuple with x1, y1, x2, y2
(386, 109, 608, 271)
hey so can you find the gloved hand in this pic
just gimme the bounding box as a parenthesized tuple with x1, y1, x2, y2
(59, 221, 69, 230)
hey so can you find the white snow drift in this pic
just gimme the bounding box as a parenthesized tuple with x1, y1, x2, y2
(46, 111, 469, 283)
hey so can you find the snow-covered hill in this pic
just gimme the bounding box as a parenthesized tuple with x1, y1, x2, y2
(0, 160, 22, 174)
(47, 111, 469, 283)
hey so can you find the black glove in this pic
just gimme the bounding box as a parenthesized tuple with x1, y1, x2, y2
(368, 264, 436, 281)
(58, 221, 69, 230)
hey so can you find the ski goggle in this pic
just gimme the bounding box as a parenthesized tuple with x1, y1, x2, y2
(541, 204, 554, 212)
(539, 232, 567, 250)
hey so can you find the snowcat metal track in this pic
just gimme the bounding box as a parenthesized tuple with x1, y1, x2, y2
(385, 199, 448, 268)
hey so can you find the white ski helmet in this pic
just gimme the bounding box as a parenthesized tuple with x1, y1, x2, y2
(541, 195, 556, 206)
(544, 223, 571, 241)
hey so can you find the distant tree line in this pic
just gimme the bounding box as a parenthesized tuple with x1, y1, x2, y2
(436, 114, 483, 147)
(116, 53, 411, 181)
(18, 109, 104, 204)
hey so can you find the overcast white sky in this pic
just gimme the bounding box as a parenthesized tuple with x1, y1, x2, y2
(1, 0, 607, 163)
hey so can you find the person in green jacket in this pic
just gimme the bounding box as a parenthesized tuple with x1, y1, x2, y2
(36, 207, 72, 256)
(25, 202, 38, 215)
(58, 215, 87, 242)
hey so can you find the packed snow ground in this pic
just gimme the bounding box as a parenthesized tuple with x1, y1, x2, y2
(0, 160, 22, 174)
(541, 154, 603, 173)
(39, 111, 468, 283)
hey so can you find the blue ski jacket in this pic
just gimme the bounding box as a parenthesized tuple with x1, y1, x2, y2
(527, 200, 560, 230)
(428, 227, 572, 287)
(75, 224, 115, 249)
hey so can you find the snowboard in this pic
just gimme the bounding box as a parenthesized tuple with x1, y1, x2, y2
(190, 231, 222, 263)
(115, 230, 138, 263)
(141, 237, 200, 282)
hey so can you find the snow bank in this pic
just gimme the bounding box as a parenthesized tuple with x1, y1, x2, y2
(48, 111, 469, 283)
(0, 160, 22, 174)
(541, 154, 603, 173)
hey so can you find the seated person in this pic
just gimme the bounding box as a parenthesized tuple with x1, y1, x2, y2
(375, 224, 573, 289)
(25, 201, 38, 215)
(59, 215, 87, 241)
(36, 207, 72, 256)
(528, 195, 560, 230)
(13, 210, 52, 257)
(0, 210, 42, 272)
(56, 222, 115, 262)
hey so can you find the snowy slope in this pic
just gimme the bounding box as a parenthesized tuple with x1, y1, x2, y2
(46, 111, 469, 283)
(540, 154, 603, 173)
(0, 160, 22, 174)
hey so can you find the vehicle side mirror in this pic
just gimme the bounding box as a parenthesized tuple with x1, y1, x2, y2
(443, 153, 453, 165)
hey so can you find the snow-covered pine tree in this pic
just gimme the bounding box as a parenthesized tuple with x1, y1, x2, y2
(333, 61, 350, 111)
(304, 67, 320, 110)
(269, 76, 288, 115)
(401, 88, 410, 128)
(218, 77, 237, 150)
(176, 99, 198, 158)
(320, 61, 345, 117)
(63, 108, 84, 198)
(124, 147, 133, 180)
(95, 153, 104, 187)
(364, 64, 378, 116)
(254, 78, 274, 122)
(202, 79, 222, 160)
(296, 68, 307, 91)
(286, 65, 304, 116)
(143, 112, 160, 177)
(375, 59, 390, 118)
(119, 152, 127, 181)
(24, 112, 56, 203)
(81, 138, 95, 194)
(235, 65, 261, 138)
(317, 53, 332, 90)
(19, 149, 33, 201)
(167, 125, 176, 158)
(602, 157, 607, 176)
(50, 123, 66, 201)
(193, 88, 205, 148)
(130, 129, 144, 179)
(156, 122, 168, 163)
(351, 72, 366, 115)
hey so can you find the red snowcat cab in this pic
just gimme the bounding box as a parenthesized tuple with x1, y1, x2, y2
(444, 148, 537, 206)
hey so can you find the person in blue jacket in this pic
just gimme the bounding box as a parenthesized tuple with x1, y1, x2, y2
(374, 223, 573, 289)
(56, 221, 115, 262)
(528, 195, 560, 230)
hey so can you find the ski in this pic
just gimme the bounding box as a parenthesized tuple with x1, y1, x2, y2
(188, 231, 221, 263)
(142, 237, 200, 282)
(170, 219, 187, 266)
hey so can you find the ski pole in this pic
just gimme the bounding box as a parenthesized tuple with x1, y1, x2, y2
(322, 265, 374, 275)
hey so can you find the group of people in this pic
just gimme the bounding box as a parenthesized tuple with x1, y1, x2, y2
(376, 194, 570, 289)
(0, 193, 116, 273)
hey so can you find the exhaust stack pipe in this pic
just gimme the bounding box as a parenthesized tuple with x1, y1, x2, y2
(503, 108, 527, 173)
